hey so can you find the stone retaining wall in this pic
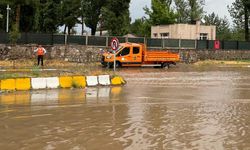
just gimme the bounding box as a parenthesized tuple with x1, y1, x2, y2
(0, 44, 250, 63)
(0, 44, 102, 63)
(180, 50, 250, 63)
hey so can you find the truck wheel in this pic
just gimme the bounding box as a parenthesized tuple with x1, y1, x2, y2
(107, 62, 112, 68)
(102, 64, 107, 68)
(161, 63, 169, 69)
(115, 61, 121, 68)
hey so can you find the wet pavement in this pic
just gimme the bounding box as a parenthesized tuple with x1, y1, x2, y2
(1, 65, 250, 150)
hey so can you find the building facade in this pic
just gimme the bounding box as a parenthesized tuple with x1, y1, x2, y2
(151, 21, 216, 40)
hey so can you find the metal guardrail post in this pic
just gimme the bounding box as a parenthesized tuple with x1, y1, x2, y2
(64, 34, 67, 45)
(51, 33, 54, 45)
(86, 35, 88, 46)
(179, 39, 181, 49)
(162, 38, 164, 49)
(106, 36, 108, 47)
(195, 40, 197, 49)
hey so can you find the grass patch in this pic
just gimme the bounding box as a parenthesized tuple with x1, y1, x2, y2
(238, 59, 250, 63)
(71, 80, 79, 88)
(31, 66, 41, 77)
(0, 73, 21, 80)
(195, 60, 250, 66)
(0, 60, 115, 80)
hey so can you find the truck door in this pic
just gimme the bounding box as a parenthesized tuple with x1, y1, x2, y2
(130, 46, 142, 64)
(117, 46, 131, 63)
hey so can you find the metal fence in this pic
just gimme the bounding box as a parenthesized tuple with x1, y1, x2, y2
(0, 32, 250, 50)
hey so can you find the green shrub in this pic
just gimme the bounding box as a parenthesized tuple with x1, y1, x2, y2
(9, 24, 21, 44)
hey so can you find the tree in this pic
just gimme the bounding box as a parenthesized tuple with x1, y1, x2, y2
(174, 0, 189, 23)
(228, 0, 249, 41)
(244, 0, 250, 9)
(188, 0, 205, 24)
(82, 0, 106, 35)
(130, 18, 151, 37)
(204, 12, 232, 40)
(144, 0, 177, 25)
(33, 0, 61, 33)
(0, 6, 4, 31)
(59, 0, 81, 34)
(0, 0, 38, 31)
(102, 0, 131, 36)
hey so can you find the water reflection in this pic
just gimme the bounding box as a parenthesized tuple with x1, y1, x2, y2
(1, 68, 250, 149)
(0, 87, 122, 106)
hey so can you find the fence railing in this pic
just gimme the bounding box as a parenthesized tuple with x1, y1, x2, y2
(0, 32, 250, 50)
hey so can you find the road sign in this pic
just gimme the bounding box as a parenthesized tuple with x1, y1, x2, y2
(111, 37, 119, 50)
(110, 37, 119, 72)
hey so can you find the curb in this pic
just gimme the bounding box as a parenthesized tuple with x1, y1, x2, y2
(0, 75, 126, 92)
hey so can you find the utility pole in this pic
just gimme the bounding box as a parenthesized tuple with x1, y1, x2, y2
(6, 4, 11, 33)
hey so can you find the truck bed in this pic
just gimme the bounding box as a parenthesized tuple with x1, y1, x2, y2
(143, 51, 180, 62)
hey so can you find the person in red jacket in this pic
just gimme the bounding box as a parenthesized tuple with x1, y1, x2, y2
(34, 45, 47, 66)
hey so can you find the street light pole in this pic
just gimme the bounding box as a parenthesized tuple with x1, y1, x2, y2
(6, 4, 10, 33)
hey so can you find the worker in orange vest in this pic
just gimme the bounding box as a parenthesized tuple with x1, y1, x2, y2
(34, 45, 47, 66)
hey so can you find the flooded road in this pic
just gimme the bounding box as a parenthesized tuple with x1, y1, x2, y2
(1, 66, 250, 150)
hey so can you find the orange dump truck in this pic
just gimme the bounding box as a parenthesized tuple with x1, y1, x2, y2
(101, 43, 180, 68)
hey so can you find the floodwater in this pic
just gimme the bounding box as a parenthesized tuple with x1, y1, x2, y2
(1, 65, 250, 150)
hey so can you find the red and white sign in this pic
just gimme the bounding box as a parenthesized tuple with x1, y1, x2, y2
(111, 37, 119, 50)
(214, 40, 220, 49)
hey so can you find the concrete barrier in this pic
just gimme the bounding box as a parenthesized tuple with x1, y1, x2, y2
(1, 79, 15, 90)
(59, 76, 73, 88)
(98, 75, 110, 85)
(46, 77, 59, 89)
(16, 78, 31, 91)
(111, 76, 126, 85)
(72, 76, 86, 88)
(86, 76, 98, 86)
(0, 75, 126, 92)
(31, 78, 47, 89)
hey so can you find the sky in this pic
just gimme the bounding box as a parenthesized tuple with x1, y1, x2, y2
(129, 0, 235, 23)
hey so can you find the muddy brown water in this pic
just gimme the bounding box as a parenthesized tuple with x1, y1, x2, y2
(0, 65, 250, 150)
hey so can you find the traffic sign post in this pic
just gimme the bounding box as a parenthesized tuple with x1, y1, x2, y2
(110, 37, 119, 72)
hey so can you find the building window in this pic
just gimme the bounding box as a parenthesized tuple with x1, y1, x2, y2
(200, 33, 208, 40)
(153, 33, 158, 37)
(160, 33, 169, 38)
